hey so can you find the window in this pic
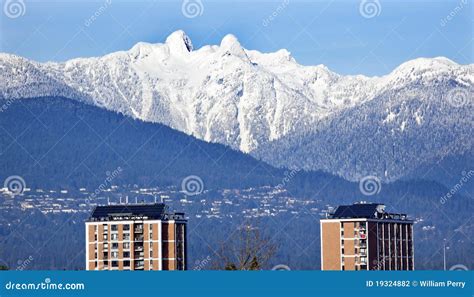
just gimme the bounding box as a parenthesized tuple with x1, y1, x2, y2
(103, 243, 109, 250)
(103, 224, 108, 230)
(112, 243, 118, 249)
(123, 224, 130, 231)
(123, 242, 130, 249)
(111, 252, 118, 258)
(111, 225, 118, 231)
(124, 260, 130, 267)
(94, 234, 97, 241)
(111, 234, 118, 241)
(123, 233, 130, 240)
(112, 261, 118, 267)
(103, 234, 108, 240)
(149, 232, 153, 239)
(123, 251, 130, 258)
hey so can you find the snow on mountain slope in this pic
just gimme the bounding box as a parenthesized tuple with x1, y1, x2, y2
(254, 83, 474, 182)
(1, 30, 472, 181)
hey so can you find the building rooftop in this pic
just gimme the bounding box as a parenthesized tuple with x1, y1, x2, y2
(328, 202, 410, 221)
(87, 203, 186, 222)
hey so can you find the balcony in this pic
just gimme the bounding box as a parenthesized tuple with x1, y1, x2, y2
(134, 262, 144, 270)
(134, 235, 144, 242)
(134, 245, 144, 252)
(134, 252, 144, 258)
(134, 226, 143, 233)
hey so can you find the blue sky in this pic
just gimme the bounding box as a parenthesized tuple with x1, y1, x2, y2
(1, 0, 472, 76)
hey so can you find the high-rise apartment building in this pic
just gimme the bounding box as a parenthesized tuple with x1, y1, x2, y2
(85, 203, 187, 271)
(320, 202, 414, 271)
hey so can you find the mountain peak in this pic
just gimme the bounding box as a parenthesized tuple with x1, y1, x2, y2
(392, 56, 458, 74)
(165, 30, 193, 53)
(220, 34, 240, 47)
(220, 34, 247, 59)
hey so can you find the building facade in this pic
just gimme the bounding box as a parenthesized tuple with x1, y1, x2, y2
(85, 203, 187, 271)
(320, 203, 414, 271)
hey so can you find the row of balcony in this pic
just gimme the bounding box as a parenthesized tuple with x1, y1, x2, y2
(100, 263, 144, 270)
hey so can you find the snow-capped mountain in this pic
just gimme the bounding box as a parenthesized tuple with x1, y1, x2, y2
(1, 30, 473, 182)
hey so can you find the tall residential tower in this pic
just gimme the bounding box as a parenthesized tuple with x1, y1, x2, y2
(85, 203, 187, 271)
(320, 202, 414, 271)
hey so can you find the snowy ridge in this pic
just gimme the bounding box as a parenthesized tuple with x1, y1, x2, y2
(1, 30, 473, 181)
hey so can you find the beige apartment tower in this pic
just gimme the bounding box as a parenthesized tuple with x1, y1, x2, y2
(321, 203, 414, 271)
(85, 203, 187, 270)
